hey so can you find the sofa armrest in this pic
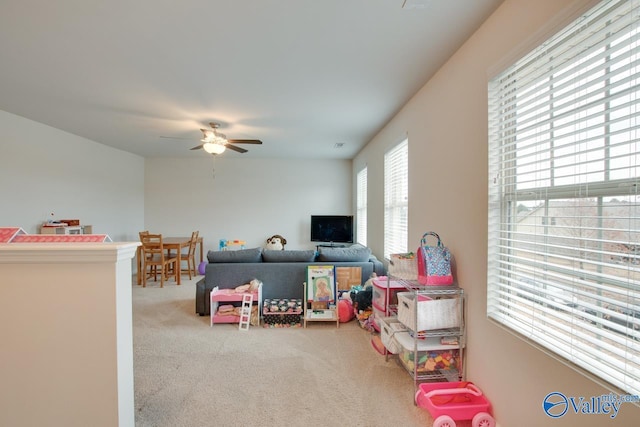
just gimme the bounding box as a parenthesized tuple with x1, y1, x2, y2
(195, 278, 207, 315)
(369, 255, 386, 277)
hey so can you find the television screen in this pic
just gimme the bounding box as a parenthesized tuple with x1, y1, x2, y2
(310, 215, 354, 243)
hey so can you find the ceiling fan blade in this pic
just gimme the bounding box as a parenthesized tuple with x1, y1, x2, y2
(227, 139, 263, 145)
(159, 135, 194, 140)
(190, 144, 204, 150)
(225, 144, 248, 153)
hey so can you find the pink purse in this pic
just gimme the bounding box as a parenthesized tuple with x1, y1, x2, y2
(417, 232, 453, 285)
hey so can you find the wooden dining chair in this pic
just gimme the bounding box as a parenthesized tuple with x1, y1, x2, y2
(179, 231, 199, 280)
(141, 233, 178, 287)
(137, 231, 153, 284)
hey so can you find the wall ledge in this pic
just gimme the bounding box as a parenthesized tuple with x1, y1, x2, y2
(0, 242, 139, 264)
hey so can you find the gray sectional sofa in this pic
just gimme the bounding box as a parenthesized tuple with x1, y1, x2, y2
(195, 245, 385, 316)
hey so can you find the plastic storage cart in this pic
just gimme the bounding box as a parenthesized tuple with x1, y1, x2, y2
(415, 381, 495, 427)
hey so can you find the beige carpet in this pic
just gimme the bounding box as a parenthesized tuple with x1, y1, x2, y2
(132, 276, 446, 427)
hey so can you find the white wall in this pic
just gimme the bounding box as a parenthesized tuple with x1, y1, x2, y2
(0, 110, 144, 241)
(144, 157, 353, 254)
(355, 0, 639, 426)
(0, 110, 352, 254)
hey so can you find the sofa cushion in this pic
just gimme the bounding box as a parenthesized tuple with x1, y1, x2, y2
(317, 245, 371, 262)
(207, 247, 263, 263)
(262, 249, 316, 262)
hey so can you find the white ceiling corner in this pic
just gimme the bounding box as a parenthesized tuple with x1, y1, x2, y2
(0, 0, 504, 159)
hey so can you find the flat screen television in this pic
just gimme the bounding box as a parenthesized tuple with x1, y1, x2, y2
(310, 215, 354, 244)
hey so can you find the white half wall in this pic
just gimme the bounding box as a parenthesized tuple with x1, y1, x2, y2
(144, 157, 353, 253)
(0, 242, 138, 427)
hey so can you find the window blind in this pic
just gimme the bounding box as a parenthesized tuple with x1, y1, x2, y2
(488, 0, 640, 395)
(357, 167, 368, 246)
(384, 139, 408, 259)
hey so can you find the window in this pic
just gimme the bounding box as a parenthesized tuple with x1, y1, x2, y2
(357, 166, 368, 246)
(384, 139, 408, 259)
(488, 0, 640, 395)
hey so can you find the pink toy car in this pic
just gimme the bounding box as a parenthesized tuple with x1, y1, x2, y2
(415, 381, 495, 427)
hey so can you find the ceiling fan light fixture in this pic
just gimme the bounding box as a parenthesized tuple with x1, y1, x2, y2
(203, 142, 226, 154)
(200, 130, 213, 143)
(190, 122, 261, 154)
(214, 132, 227, 145)
(201, 129, 228, 145)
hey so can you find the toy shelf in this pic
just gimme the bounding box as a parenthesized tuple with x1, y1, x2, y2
(381, 276, 466, 400)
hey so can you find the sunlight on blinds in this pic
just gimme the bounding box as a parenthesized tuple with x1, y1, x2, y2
(488, 0, 640, 395)
(357, 167, 368, 246)
(384, 139, 408, 259)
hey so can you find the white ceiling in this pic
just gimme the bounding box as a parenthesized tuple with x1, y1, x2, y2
(0, 0, 503, 159)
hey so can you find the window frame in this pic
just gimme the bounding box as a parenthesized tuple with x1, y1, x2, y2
(384, 138, 408, 259)
(356, 166, 368, 246)
(487, 0, 640, 396)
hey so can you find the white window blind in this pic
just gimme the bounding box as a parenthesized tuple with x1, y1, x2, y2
(488, 0, 640, 396)
(384, 139, 408, 259)
(357, 167, 368, 246)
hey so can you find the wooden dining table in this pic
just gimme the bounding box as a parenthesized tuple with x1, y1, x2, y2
(136, 236, 204, 286)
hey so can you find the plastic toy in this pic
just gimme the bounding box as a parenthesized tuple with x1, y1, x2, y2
(219, 239, 246, 250)
(415, 381, 495, 427)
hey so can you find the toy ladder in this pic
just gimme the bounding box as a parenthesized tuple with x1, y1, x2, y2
(238, 293, 253, 331)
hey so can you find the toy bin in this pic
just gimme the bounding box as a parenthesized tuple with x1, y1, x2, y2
(415, 381, 494, 427)
(371, 277, 405, 310)
(370, 333, 386, 355)
(378, 316, 407, 354)
(395, 331, 460, 373)
(371, 304, 386, 332)
(262, 298, 302, 327)
(397, 292, 460, 331)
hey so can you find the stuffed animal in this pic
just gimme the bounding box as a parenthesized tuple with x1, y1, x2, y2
(352, 287, 372, 312)
(248, 278, 262, 292)
(363, 272, 378, 289)
(266, 234, 287, 250)
(235, 278, 262, 293)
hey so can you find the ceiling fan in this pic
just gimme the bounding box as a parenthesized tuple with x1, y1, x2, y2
(190, 122, 262, 155)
